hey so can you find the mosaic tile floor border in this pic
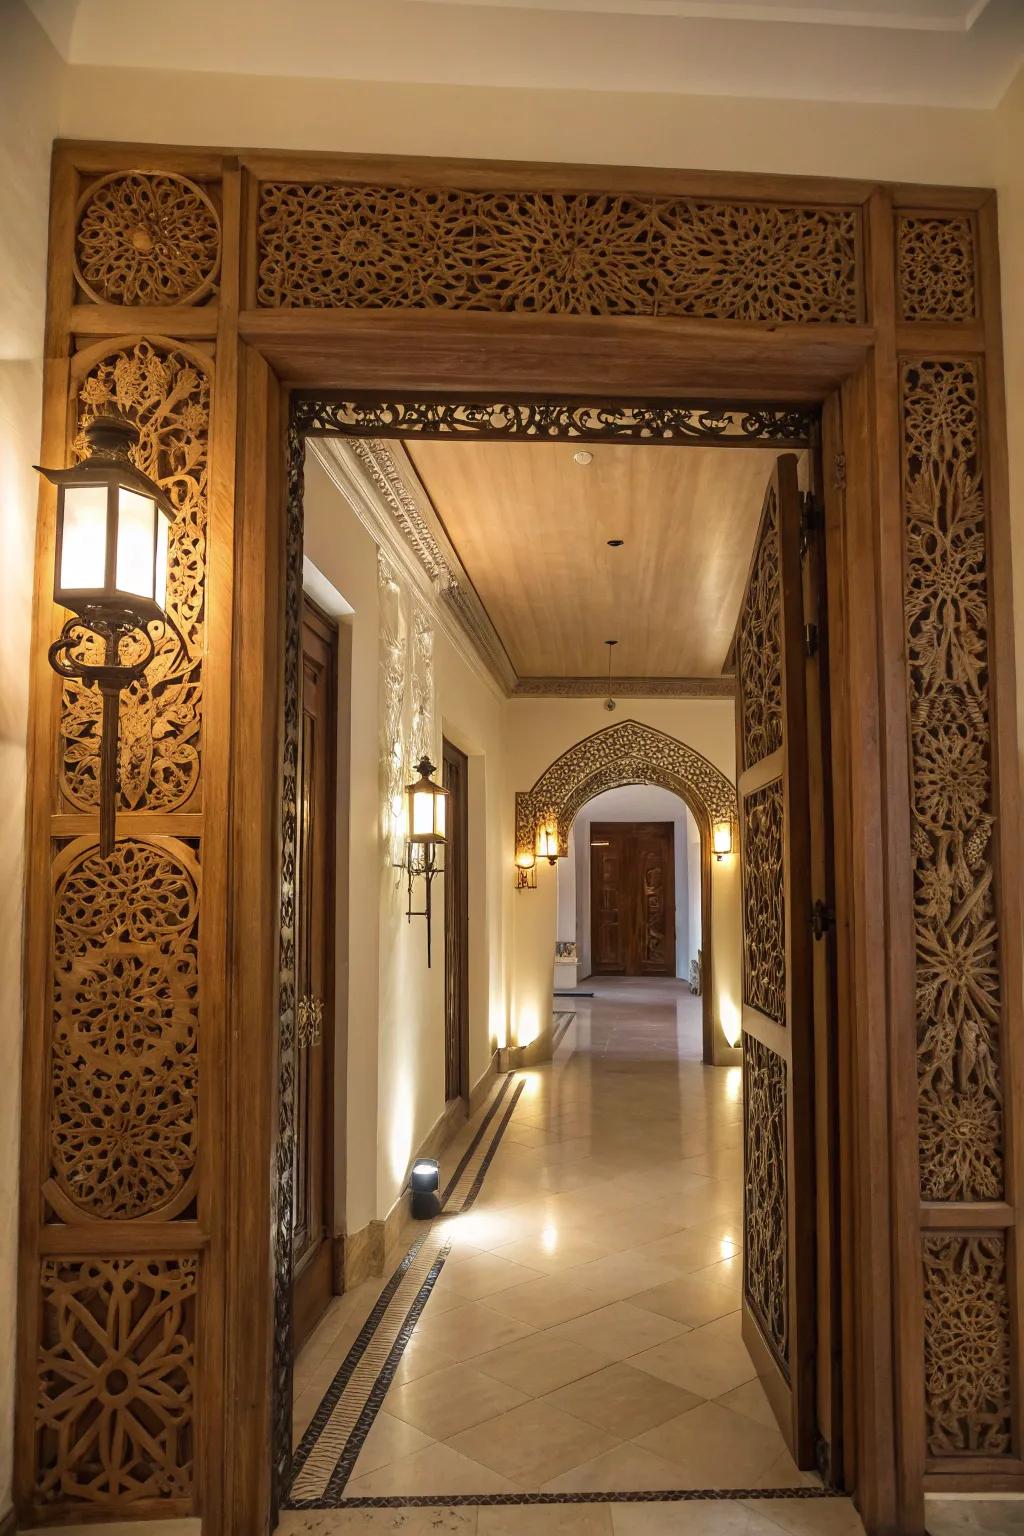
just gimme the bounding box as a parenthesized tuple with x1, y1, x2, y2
(297, 1487, 847, 1510)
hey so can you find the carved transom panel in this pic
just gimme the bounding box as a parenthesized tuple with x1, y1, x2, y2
(922, 1233, 1012, 1458)
(743, 1034, 789, 1373)
(901, 360, 1003, 1202)
(35, 1256, 197, 1505)
(258, 183, 861, 322)
(75, 172, 222, 306)
(65, 339, 209, 814)
(738, 485, 783, 771)
(742, 782, 786, 1025)
(48, 837, 200, 1222)
(514, 719, 737, 858)
(897, 215, 977, 323)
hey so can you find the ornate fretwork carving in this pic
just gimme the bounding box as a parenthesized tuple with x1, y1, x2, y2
(410, 606, 435, 766)
(75, 172, 221, 307)
(65, 340, 209, 814)
(897, 215, 977, 323)
(297, 395, 816, 447)
(379, 551, 409, 874)
(742, 782, 786, 1025)
(258, 184, 860, 322)
(48, 837, 199, 1222)
(35, 1256, 197, 1506)
(743, 1034, 788, 1373)
(738, 486, 783, 771)
(922, 1233, 1012, 1458)
(901, 360, 1003, 1202)
(514, 719, 736, 859)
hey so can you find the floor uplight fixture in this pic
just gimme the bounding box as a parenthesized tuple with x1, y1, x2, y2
(36, 413, 183, 856)
(410, 1158, 440, 1218)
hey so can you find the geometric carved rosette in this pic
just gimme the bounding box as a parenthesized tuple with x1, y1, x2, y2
(897, 215, 977, 323)
(901, 360, 1004, 1202)
(48, 837, 200, 1222)
(75, 172, 222, 307)
(35, 1256, 197, 1506)
(257, 183, 861, 322)
(742, 782, 786, 1026)
(922, 1233, 1012, 1458)
(743, 1034, 789, 1373)
(62, 339, 210, 814)
(738, 485, 783, 771)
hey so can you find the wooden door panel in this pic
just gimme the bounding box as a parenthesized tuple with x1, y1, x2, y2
(633, 824, 675, 976)
(591, 828, 627, 974)
(590, 822, 675, 977)
(735, 454, 817, 1468)
(443, 739, 469, 1103)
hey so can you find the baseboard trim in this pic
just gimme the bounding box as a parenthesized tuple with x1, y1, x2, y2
(468, 1046, 501, 1116)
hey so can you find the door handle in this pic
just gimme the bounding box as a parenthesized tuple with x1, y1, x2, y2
(296, 994, 324, 1049)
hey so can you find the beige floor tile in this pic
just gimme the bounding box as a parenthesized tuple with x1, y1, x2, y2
(633, 1401, 796, 1488)
(630, 1273, 739, 1328)
(717, 1378, 778, 1431)
(281, 1510, 478, 1534)
(542, 1440, 691, 1492)
(925, 1499, 1024, 1535)
(485, 1272, 613, 1328)
(474, 1331, 608, 1395)
(609, 1500, 790, 1534)
(412, 1300, 536, 1360)
(447, 1398, 619, 1486)
(477, 1505, 614, 1535)
(631, 1322, 757, 1399)
(545, 1301, 689, 1361)
(389, 1335, 453, 1387)
(384, 1362, 528, 1440)
(570, 1249, 685, 1301)
(441, 1251, 546, 1300)
(749, 1497, 867, 1533)
(544, 1360, 703, 1437)
(342, 1442, 521, 1497)
(491, 1233, 614, 1272)
(345, 1410, 435, 1477)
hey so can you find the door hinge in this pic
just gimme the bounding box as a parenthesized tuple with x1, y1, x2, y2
(803, 622, 819, 657)
(811, 899, 836, 941)
(799, 492, 821, 558)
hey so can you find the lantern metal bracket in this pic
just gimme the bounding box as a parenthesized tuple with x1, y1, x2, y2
(401, 842, 445, 967)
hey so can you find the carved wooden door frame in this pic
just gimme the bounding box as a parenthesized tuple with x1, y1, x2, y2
(18, 146, 1019, 1536)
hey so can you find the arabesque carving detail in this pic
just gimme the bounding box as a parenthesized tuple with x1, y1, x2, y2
(738, 485, 783, 771)
(897, 215, 977, 323)
(922, 1232, 1012, 1457)
(742, 781, 786, 1025)
(744, 1034, 789, 1373)
(75, 172, 221, 307)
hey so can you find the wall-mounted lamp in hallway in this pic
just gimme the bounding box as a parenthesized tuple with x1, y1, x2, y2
(402, 756, 448, 966)
(36, 414, 184, 857)
(515, 850, 537, 890)
(712, 819, 734, 862)
(536, 823, 559, 865)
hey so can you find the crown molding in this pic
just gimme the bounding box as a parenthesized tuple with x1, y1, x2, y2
(513, 675, 736, 698)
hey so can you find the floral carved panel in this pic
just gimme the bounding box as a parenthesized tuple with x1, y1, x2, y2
(738, 485, 783, 772)
(922, 1233, 1012, 1458)
(35, 1255, 197, 1507)
(48, 837, 200, 1223)
(75, 172, 221, 307)
(257, 183, 861, 322)
(64, 339, 210, 814)
(742, 782, 786, 1026)
(743, 1033, 788, 1373)
(901, 360, 1003, 1202)
(897, 214, 977, 323)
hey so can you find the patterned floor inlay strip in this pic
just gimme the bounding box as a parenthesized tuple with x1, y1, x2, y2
(287, 1075, 525, 1506)
(296, 1488, 847, 1510)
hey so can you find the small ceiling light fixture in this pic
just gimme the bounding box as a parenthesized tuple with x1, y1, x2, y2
(36, 413, 183, 857)
(515, 849, 537, 890)
(573, 450, 593, 466)
(402, 756, 449, 965)
(713, 818, 734, 861)
(607, 538, 624, 548)
(536, 823, 559, 865)
(604, 638, 618, 713)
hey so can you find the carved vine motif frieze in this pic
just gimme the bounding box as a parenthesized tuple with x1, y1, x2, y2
(739, 486, 783, 771)
(65, 339, 210, 814)
(258, 184, 861, 321)
(48, 837, 200, 1222)
(901, 360, 1003, 1202)
(379, 551, 409, 875)
(743, 1034, 789, 1373)
(922, 1233, 1012, 1457)
(897, 214, 977, 323)
(742, 782, 786, 1026)
(35, 1256, 197, 1505)
(75, 172, 221, 306)
(514, 719, 737, 858)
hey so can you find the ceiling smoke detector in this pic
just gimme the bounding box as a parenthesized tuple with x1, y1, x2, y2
(573, 450, 593, 466)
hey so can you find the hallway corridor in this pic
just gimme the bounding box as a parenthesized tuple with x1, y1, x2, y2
(285, 982, 865, 1533)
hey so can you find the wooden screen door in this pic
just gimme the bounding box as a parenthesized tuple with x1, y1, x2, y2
(591, 822, 676, 977)
(734, 455, 817, 1467)
(442, 738, 469, 1102)
(292, 599, 338, 1351)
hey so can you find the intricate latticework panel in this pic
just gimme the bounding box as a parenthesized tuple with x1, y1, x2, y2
(75, 172, 221, 306)
(742, 783, 786, 1025)
(48, 837, 200, 1222)
(897, 215, 976, 323)
(922, 1233, 1012, 1458)
(35, 1256, 197, 1506)
(901, 360, 1003, 1201)
(739, 487, 783, 770)
(257, 183, 861, 321)
(63, 340, 210, 814)
(513, 719, 737, 859)
(743, 1035, 788, 1372)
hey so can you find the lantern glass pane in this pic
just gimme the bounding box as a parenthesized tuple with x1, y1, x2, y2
(412, 787, 434, 837)
(434, 793, 446, 839)
(59, 483, 108, 593)
(155, 507, 171, 610)
(116, 486, 157, 600)
(713, 820, 732, 855)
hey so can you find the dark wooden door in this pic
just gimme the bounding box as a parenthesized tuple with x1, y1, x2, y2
(292, 600, 338, 1352)
(590, 822, 675, 977)
(442, 738, 469, 1102)
(734, 454, 817, 1467)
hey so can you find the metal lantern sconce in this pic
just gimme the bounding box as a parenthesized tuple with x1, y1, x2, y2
(515, 850, 537, 891)
(37, 414, 183, 857)
(403, 755, 448, 965)
(536, 823, 559, 866)
(713, 818, 734, 861)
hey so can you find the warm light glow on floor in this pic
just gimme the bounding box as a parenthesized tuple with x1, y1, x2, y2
(726, 1065, 742, 1103)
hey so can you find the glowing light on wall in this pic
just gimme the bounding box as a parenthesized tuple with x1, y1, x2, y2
(516, 1006, 541, 1049)
(389, 1074, 415, 1188)
(725, 1065, 742, 1103)
(720, 996, 741, 1048)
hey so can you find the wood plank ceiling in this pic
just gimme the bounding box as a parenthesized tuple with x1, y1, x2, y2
(404, 440, 776, 680)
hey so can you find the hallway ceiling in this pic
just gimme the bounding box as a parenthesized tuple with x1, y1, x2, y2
(403, 439, 773, 682)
